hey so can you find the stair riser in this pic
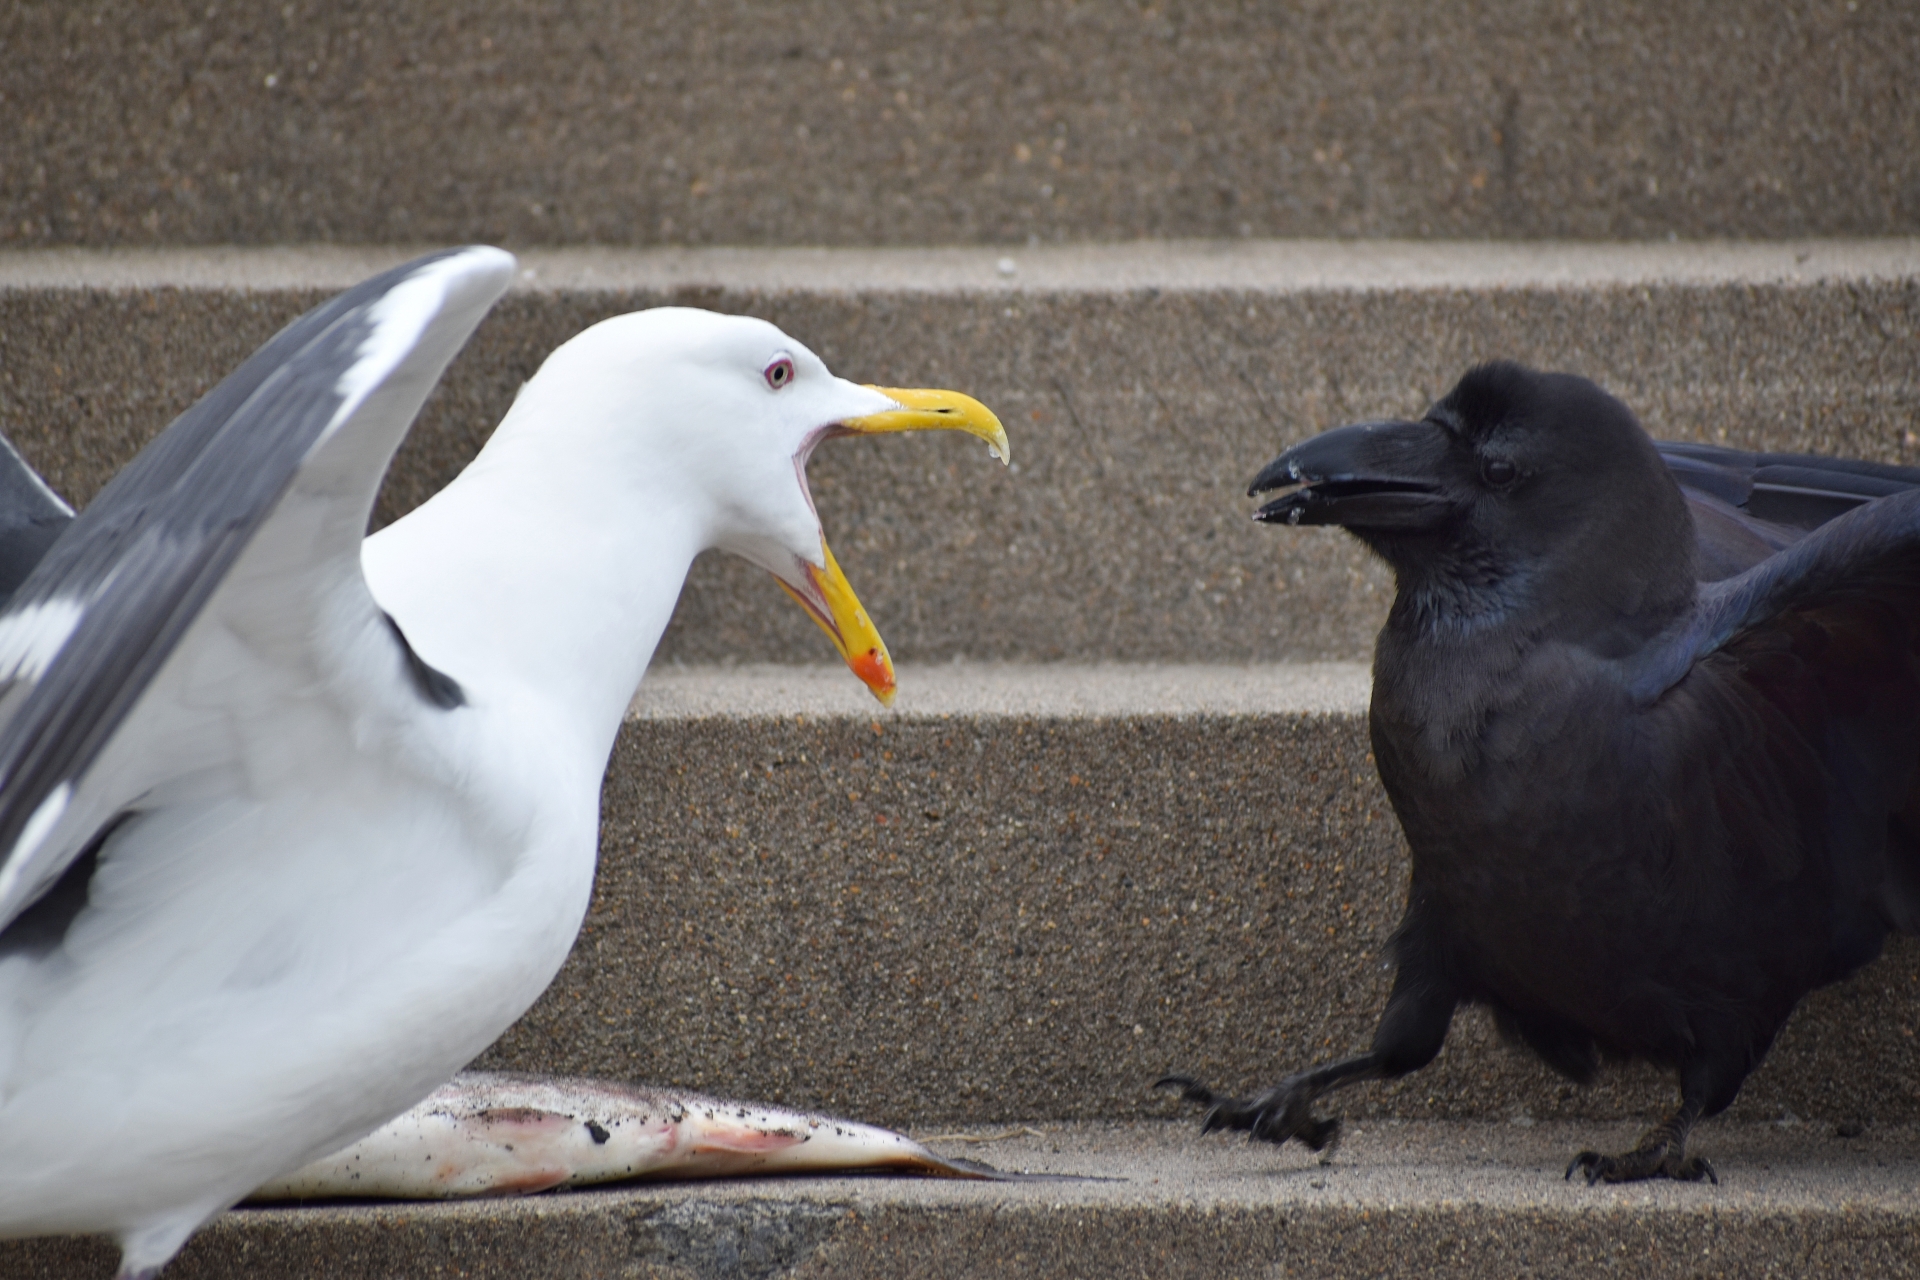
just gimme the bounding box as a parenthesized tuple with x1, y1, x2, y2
(476, 710, 1920, 1129)
(5, 277, 1916, 664)
(5, 1, 1917, 246)
(7, 1199, 1911, 1280)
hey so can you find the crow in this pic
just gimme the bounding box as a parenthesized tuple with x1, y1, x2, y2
(1162, 361, 1920, 1184)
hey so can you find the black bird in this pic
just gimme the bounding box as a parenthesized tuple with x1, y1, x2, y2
(1162, 361, 1920, 1184)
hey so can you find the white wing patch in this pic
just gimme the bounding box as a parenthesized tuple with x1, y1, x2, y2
(324, 248, 516, 447)
(0, 781, 71, 902)
(0, 596, 85, 682)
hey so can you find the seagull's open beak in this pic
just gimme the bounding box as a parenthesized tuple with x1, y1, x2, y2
(779, 386, 1010, 706)
(776, 540, 898, 703)
(839, 386, 1012, 465)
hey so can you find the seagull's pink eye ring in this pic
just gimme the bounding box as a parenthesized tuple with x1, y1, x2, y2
(764, 357, 795, 390)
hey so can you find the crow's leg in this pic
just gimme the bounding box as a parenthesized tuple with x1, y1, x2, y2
(1565, 1067, 1720, 1185)
(1158, 960, 1456, 1153)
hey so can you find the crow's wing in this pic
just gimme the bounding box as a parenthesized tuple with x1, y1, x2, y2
(1658, 442, 1920, 530)
(1659, 441, 1920, 581)
(1614, 487, 1920, 965)
(0, 246, 514, 931)
(1657, 489, 1920, 676)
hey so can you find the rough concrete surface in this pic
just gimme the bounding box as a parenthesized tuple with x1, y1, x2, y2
(630, 661, 1373, 720)
(6, 1122, 1918, 1279)
(5, 239, 1919, 293)
(4, 1, 1918, 247)
(465, 676, 1920, 1135)
(1, 245, 1916, 663)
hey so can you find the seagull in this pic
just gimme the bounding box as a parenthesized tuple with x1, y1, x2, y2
(0, 247, 1009, 1277)
(0, 430, 75, 608)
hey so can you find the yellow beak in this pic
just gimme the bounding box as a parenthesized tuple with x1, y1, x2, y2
(840, 386, 1012, 466)
(778, 386, 1009, 705)
(777, 539, 897, 704)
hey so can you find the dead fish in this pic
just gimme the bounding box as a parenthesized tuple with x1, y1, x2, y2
(249, 1072, 1004, 1201)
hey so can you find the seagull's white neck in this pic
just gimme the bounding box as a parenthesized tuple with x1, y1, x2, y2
(362, 379, 717, 768)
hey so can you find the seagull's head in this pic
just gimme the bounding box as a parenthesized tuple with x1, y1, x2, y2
(521, 308, 1008, 705)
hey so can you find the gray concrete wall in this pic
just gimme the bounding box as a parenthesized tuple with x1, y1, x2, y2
(471, 694, 1920, 1130)
(5, 2, 1917, 247)
(3, 246, 1917, 665)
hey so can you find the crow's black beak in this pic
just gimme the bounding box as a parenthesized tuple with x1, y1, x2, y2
(1249, 419, 1453, 531)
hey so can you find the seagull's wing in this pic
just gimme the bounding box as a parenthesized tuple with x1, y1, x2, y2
(0, 246, 515, 931)
(1658, 440, 1920, 580)
(0, 430, 74, 609)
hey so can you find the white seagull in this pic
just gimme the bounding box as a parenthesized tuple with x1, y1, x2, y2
(0, 247, 1008, 1277)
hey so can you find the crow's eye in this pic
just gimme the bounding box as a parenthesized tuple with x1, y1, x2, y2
(764, 357, 795, 390)
(1480, 457, 1518, 487)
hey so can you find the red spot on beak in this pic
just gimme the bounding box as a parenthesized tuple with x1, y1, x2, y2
(852, 648, 892, 695)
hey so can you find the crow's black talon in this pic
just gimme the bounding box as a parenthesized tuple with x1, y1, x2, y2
(1160, 1071, 1350, 1155)
(1677, 1155, 1717, 1185)
(1303, 1114, 1342, 1154)
(1248, 1113, 1289, 1146)
(1154, 1075, 1221, 1107)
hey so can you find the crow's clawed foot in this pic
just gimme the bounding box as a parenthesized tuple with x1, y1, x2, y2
(1565, 1143, 1717, 1186)
(1154, 1074, 1341, 1153)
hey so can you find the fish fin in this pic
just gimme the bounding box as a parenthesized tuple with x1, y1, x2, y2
(487, 1167, 573, 1195)
(688, 1123, 808, 1155)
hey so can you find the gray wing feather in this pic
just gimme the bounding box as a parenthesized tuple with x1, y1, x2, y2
(0, 246, 514, 928)
(0, 431, 74, 608)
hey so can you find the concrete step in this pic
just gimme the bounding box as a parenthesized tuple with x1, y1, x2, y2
(7, 1120, 1917, 1278)
(465, 664, 1920, 1135)
(4, 242, 1918, 664)
(4, 1, 1916, 247)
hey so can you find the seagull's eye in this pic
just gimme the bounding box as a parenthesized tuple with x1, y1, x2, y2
(1480, 457, 1518, 488)
(764, 357, 795, 390)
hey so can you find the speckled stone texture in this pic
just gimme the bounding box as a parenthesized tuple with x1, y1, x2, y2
(4, 249, 1918, 1132)
(3, 250, 1919, 1269)
(6, 1121, 1920, 1279)
(3, 1, 1918, 246)
(470, 697, 1920, 1134)
(1, 247, 1916, 663)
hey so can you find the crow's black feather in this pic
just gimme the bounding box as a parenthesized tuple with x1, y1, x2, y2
(1171, 362, 1920, 1184)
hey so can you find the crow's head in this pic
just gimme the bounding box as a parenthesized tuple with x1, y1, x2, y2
(1250, 362, 1696, 648)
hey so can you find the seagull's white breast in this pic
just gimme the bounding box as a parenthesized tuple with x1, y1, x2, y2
(0, 561, 601, 1237)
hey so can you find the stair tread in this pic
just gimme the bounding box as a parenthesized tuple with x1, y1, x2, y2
(8, 1121, 1915, 1278)
(630, 662, 1370, 721)
(4, 239, 1918, 294)
(181, 1117, 1920, 1216)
